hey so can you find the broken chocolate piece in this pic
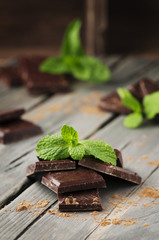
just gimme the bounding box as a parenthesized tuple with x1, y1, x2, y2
(98, 92, 131, 115)
(139, 78, 159, 96)
(19, 56, 70, 94)
(114, 149, 123, 168)
(0, 108, 25, 123)
(41, 167, 106, 194)
(0, 66, 23, 86)
(58, 189, 102, 212)
(128, 81, 144, 102)
(78, 157, 141, 184)
(0, 119, 42, 144)
(26, 159, 76, 177)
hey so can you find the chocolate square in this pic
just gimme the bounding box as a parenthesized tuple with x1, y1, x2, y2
(0, 119, 42, 144)
(41, 167, 106, 194)
(58, 189, 102, 212)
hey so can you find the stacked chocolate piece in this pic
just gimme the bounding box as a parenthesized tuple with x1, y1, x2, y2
(99, 78, 159, 115)
(26, 149, 141, 212)
(0, 56, 70, 94)
(0, 108, 42, 144)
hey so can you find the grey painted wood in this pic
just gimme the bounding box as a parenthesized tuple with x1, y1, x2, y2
(0, 57, 159, 240)
(13, 115, 159, 240)
(0, 182, 57, 240)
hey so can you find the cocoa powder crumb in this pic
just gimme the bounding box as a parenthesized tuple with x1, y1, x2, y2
(141, 155, 149, 159)
(122, 220, 136, 226)
(139, 187, 159, 199)
(144, 223, 149, 227)
(143, 204, 151, 207)
(111, 194, 121, 199)
(89, 211, 99, 216)
(59, 213, 73, 217)
(147, 160, 159, 167)
(100, 219, 111, 226)
(112, 219, 122, 225)
(47, 209, 59, 215)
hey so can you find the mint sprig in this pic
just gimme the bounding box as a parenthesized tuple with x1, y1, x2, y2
(117, 88, 159, 128)
(36, 124, 117, 165)
(40, 19, 111, 83)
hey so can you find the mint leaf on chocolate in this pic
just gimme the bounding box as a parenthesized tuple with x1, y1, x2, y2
(117, 88, 142, 113)
(61, 124, 79, 146)
(40, 57, 70, 74)
(80, 140, 117, 165)
(36, 125, 117, 164)
(143, 91, 159, 119)
(124, 112, 143, 128)
(68, 144, 85, 160)
(36, 135, 69, 160)
(40, 19, 111, 83)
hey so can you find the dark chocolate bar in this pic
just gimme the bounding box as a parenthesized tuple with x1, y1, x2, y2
(58, 188, 102, 212)
(78, 157, 141, 184)
(41, 167, 106, 194)
(114, 149, 123, 168)
(26, 159, 76, 177)
(98, 92, 132, 115)
(139, 78, 159, 96)
(0, 119, 42, 144)
(19, 56, 70, 94)
(0, 66, 23, 86)
(0, 108, 25, 123)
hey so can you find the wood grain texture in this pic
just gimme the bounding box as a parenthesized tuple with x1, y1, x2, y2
(0, 56, 159, 240)
(13, 113, 159, 240)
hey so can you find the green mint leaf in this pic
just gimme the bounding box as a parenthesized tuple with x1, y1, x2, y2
(39, 57, 70, 74)
(124, 112, 143, 128)
(36, 135, 69, 160)
(65, 56, 111, 82)
(61, 19, 85, 57)
(61, 124, 79, 146)
(117, 88, 142, 112)
(68, 143, 85, 160)
(143, 91, 159, 119)
(80, 140, 117, 165)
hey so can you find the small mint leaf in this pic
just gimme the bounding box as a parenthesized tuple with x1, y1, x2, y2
(143, 91, 159, 119)
(40, 57, 70, 74)
(69, 143, 85, 160)
(61, 19, 85, 57)
(61, 125, 79, 146)
(124, 112, 143, 128)
(80, 140, 117, 165)
(36, 135, 69, 160)
(117, 88, 142, 112)
(67, 56, 111, 82)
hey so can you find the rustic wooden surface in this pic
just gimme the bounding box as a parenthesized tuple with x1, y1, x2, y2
(0, 56, 159, 240)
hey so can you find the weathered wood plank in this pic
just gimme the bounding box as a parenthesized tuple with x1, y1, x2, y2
(86, 168, 159, 240)
(0, 182, 57, 240)
(7, 117, 159, 240)
(0, 57, 158, 239)
(1, 112, 159, 240)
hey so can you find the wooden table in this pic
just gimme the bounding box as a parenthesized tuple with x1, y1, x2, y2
(0, 56, 159, 240)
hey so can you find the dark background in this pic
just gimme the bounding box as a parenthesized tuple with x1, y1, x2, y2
(0, 0, 159, 57)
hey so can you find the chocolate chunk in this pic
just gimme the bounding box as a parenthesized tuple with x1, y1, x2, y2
(128, 81, 143, 102)
(114, 149, 123, 168)
(0, 66, 23, 86)
(0, 119, 42, 144)
(0, 108, 25, 123)
(26, 159, 76, 177)
(58, 189, 102, 212)
(41, 167, 106, 194)
(98, 91, 131, 115)
(139, 78, 159, 96)
(19, 56, 70, 94)
(78, 157, 141, 184)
